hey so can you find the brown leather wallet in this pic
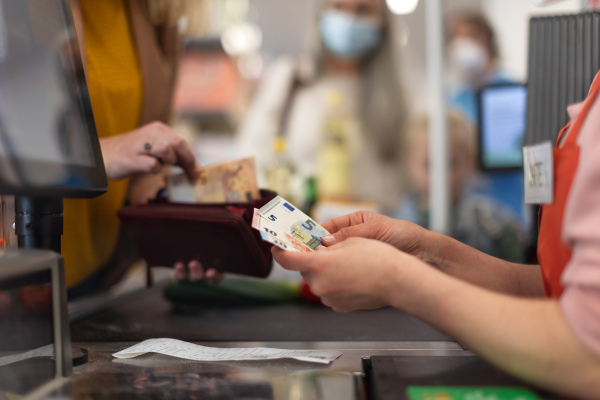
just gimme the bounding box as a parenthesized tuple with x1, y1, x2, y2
(117, 190, 277, 283)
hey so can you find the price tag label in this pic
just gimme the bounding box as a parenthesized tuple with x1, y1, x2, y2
(523, 141, 554, 204)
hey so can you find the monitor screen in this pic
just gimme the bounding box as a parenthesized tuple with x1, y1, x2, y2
(0, 0, 107, 198)
(478, 84, 528, 171)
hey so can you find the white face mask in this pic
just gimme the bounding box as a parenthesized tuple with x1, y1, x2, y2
(449, 37, 488, 83)
(319, 10, 382, 60)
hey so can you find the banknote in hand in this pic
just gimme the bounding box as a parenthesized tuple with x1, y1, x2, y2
(252, 209, 310, 253)
(254, 196, 330, 251)
(259, 231, 301, 252)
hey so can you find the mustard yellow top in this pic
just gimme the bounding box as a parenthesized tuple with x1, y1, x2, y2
(63, 0, 143, 287)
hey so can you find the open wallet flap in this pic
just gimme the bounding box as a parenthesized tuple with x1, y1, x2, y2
(117, 190, 277, 284)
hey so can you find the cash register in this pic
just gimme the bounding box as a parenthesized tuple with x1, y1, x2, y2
(0, 0, 107, 397)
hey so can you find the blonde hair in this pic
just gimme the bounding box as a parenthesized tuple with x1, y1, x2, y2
(313, 0, 409, 164)
(403, 111, 476, 160)
(144, 0, 209, 37)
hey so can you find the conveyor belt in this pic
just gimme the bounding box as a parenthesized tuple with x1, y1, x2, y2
(70, 289, 450, 342)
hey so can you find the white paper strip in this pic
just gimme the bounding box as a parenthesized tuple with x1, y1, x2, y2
(0, 344, 54, 367)
(113, 338, 342, 365)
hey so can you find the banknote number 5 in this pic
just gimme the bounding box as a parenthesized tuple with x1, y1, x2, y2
(269, 215, 277, 222)
(302, 219, 316, 230)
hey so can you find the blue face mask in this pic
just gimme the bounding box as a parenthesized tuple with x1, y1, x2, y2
(319, 10, 382, 60)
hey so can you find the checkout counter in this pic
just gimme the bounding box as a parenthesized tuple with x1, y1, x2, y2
(41, 271, 557, 400)
(0, 250, 564, 400)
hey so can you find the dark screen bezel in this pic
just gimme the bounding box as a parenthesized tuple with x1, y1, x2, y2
(0, 0, 107, 199)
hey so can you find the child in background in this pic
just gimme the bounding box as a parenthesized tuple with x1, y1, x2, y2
(395, 112, 524, 262)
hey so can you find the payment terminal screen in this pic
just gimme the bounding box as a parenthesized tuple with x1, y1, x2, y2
(479, 84, 527, 170)
(0, 0, 107, 197)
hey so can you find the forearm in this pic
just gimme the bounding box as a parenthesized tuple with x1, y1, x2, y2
(387, 265, 600, 398)
(425, 230, 544, 297)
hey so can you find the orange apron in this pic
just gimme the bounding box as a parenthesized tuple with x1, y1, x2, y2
(537, 71, 600, 298)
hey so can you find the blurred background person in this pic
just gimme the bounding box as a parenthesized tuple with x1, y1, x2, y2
(447, 12, 513, 124)
(395, 112, 524, 262)
(445, 11, 529, 243)
(237, 0, 409, 216)
(64, 0, 216, 299)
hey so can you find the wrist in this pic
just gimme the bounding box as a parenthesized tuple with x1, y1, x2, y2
(420, 229, 446, 270)
(384, 254, 435, 314)
(98, 137, 116, 179)
(382, 258, 409, 310)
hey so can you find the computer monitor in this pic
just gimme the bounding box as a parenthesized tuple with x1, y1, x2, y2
(478, 83, 528, 171)
(0, 0, 107, 198)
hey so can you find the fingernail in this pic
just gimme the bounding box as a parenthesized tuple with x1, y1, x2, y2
(322, 235, 336, 244)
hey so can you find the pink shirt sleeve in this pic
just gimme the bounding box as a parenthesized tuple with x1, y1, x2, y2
(560, 89, 600, 358)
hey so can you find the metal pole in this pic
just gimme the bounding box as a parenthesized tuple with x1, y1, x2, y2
(425, 0, 449, 234)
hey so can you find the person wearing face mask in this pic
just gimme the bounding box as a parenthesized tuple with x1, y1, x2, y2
(447, 13, 513, 124)
(237, 0, 408, 218)
(445, 13, 529, 247)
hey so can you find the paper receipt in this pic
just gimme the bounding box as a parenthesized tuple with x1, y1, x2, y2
(0, 344, 54, 367)
(113, 338, 342, 364)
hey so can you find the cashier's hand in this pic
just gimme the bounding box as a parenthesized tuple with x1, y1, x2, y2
(174, 260, 224, 284)
(100, 122, 198, 181)
(272, 237, 411, 312)
(320, 211, 439, 267)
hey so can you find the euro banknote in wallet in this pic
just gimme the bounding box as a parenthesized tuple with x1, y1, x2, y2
(167, 157, 260, 203)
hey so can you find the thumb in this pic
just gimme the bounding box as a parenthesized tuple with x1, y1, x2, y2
(321, 224, 372, 246)
(136, 154, 163, 174)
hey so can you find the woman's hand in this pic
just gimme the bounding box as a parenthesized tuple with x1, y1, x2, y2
(100, 122, 198, 181)
(272, 237, 418, 312)
(174, 260, 224, 284)
(321, 211, 545, 297)
(321, 211, 441, 267)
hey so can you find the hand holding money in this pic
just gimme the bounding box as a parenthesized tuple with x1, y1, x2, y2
(251, 196, 330, 253)
(271, 236, 403, 312)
